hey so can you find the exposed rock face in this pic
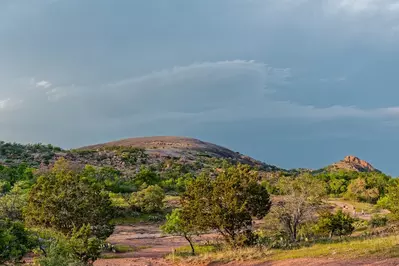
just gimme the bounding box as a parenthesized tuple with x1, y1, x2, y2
(330, 155, 377, 172)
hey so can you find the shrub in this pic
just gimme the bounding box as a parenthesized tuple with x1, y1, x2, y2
(369, 215, 388, 228)
(130, 185, 165, 213)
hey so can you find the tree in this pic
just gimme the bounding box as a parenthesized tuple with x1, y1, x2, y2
(68, 224, 104, 265)
(181, 164, 271, 247)
(130, 185, 165, 213)
(35, 226, 101, 266)
(0, 219, 35, 264)
(377, 183, 399, 219)
(0, 184, 27, 221)
(161, 209, 198, 255)
(316, 210, 354, 238)
(24, 159, 114, 239)
(272, 174, 326, 242)
(346, 178, 379, 203)
(134, 166, 160, 187)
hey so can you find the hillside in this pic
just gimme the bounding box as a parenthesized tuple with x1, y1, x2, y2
(0, 136, 281, 172)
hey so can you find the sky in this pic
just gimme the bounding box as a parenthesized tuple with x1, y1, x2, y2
(1, 0, 399, 174)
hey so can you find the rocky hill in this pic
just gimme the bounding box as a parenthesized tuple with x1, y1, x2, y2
(0, 137, 281, 173)
(323, 155, 379, 173)
(79, 136, 280, 171)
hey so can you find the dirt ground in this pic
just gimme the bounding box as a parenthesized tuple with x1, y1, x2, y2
(95, 221, 399, 266)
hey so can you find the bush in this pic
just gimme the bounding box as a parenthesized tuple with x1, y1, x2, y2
(130, 185, 165, 213)
(315, 210, 355, 238)
(369, 215, 388, 228)
(0, 219, 36, 264)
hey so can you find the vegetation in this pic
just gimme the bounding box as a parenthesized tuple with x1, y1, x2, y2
(0, 139, 398, 265)
(162, 209, 198, 255)
(180, 164, 271, 247)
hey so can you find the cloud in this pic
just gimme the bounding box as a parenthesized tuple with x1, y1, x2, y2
(35, 80, 52, 89)
(0, 98, 10, 109)
(2, 59, 399, 148)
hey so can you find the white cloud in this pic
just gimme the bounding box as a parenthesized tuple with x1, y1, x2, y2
(0, 98, 10, 109)
(35, 80, 52, 89)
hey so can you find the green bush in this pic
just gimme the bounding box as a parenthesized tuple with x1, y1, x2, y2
(130, 185, 165, 213)
(369, 215, 388, 228)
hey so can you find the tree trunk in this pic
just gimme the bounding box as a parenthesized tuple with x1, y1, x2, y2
(184, 235, 195, 255)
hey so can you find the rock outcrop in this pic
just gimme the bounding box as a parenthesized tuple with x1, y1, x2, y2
(328, 155, 378, 172)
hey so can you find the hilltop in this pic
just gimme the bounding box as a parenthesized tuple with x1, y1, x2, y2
(323, 155, 379, 173)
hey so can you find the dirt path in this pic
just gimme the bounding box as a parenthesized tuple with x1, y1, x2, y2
(328, 200, 389, 221)
(95, 224, 218, 265)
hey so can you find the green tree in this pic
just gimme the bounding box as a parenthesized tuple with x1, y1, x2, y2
(377, 183, 399, 219)
(272, 174, 326, 242)
(130, 185, 165, 213)
(346, 178, 379, 203)
(316, 210, 355, 238)
(0, 183, 28, 221)
(134, 166, 160, 187)
(161, 209, 198, 255)
(24, 159, 114, 239)
(0, 219, 35, 264)
(69, 224, 104, 265)
(181, 164, 271, 247)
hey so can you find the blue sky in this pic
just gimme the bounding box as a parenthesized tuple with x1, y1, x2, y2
(1, 0, 399, 174)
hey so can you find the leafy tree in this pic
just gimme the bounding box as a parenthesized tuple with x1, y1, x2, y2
(316, 210, 355, 238)
(130, 185, 165, 213)
(24, 159, 114, 239)
(181, 164, 271, 247)
(0, 219, 36, 264)
(329, 178, 347, 196)
(346, 178, 379, 203)
(272, 174, 326, 242)
(161, 209, 198, 255)
(134, 166, 160, 187)
(68, 224, 104, 265)
(377, 183, 399, 219)
(0, 183, 28, 221)
(35, 226, 101, 266)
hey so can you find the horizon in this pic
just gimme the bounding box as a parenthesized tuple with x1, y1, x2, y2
(1, 1, 399, 175)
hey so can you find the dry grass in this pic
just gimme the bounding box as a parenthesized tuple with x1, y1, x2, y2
(171, 235, 399, 265)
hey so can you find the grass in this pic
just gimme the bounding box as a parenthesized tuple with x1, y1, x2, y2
(171, 235, 399, 264)
(111, 213, 165, 225)
(113, 244, 135, 253)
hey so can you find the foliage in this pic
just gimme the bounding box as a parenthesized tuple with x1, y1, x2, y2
(35, 225, 102, 266)
(377, 183, 399, 219)
(68, 224, 104, 264)
(271, 174, 327, 242)
(162, 209, 198, 255)
(345, 178, 380, 203)
(0, 141, 62, 167)
(181, 164, 271, 247)
(315, 210, 355, 238)
(82, 165, 135, 193)
(134, 166, 160, 187)
(0, 219, 36, 264)
(0, 183, 28, 221)
(130, 185, 165, 213)
(369, 215, 388, 228)
(24, 159, 114, 239)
